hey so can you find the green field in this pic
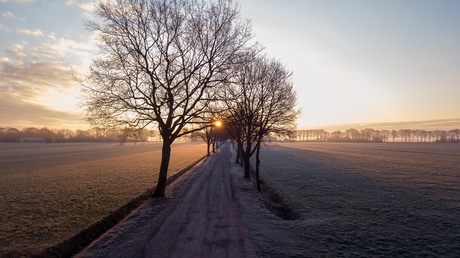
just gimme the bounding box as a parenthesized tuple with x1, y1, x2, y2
(0, 142, 206, 256)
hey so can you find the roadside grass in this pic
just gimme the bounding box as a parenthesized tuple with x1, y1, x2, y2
(0, 142, 206, 257)
(250, 142, 460, 257)
(249, 169, 300, 221)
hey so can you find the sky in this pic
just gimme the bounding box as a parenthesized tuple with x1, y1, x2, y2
(1, 0, 460, 131)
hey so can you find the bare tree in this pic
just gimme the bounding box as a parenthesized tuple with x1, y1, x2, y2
(221, 52, 263, 177)
(380, 129, 390, 142)
(391, 129, 398, 142)
(222, 54, 299, 191)
(252, 59, 299, 191)
(346, 128, 361, 140)
(82, 0, 253, 197)
(451, 129, 460, 142)
(195, 118, 222, 156)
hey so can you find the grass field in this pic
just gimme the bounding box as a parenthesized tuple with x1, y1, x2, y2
(250, 142, 460, 257)
(0, 142, 206, 256)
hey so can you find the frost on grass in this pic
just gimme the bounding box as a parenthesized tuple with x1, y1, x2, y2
(0, 142, 206, 256)
(237, 142, 460, 257)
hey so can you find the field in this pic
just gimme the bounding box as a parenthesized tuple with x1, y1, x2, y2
(246, 142, 460, 257)
(0, 142, 206, 256)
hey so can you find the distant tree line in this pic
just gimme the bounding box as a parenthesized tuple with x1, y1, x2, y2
(3, 127, 458, 144)
(0, 127, 194, 143)
(296, 128, 460, 143)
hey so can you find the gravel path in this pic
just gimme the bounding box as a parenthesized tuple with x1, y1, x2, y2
(76, 142, 257, 258)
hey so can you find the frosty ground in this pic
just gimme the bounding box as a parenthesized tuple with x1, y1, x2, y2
(244, 142, 460, 257)
(77, 142, 459, 257)
(0, 142, 206, 256)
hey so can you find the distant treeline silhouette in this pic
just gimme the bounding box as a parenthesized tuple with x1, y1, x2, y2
(296, 128, 460, 143)
(2, 127, 459, 143)
(0, 127, 177, 143)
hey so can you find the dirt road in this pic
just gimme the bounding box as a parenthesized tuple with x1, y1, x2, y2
(77, 142, 257, 258)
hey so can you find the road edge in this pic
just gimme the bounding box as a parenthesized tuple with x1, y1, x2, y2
(34, 155, 207, 258)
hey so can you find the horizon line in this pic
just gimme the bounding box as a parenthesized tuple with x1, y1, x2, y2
(299, 118, 460, 131)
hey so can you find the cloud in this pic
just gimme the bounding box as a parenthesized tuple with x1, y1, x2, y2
(0, 0, 36, 5)
(0, 32, 95, 129)
(0, 91, 86, 129)
(14, 0, 35, 3)
(1, 39, 80, 111)
(0, 1, 98, 130)
(66, 0, 98, 18)
(0, 52, 86, 129)
(43, 34, 97, 73)
(2, 11, 14, 19)
(0, 23, 11, 32)
(30, 43, 64, 60)
(0, 56, 76, 100)
(16, 29, 44, 37)
(1, 11, 24, 21)
(47, 34, 95, 56)
(77, 1, 97, 13)
(0, 0, 101, 130)
(2, 34, 95, 87)
(5, 43, 27, 58)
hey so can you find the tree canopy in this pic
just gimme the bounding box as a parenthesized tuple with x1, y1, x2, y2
(220, 54, 299, 189)
(81, 0, 300, 197)
(82, 0, 254, 196)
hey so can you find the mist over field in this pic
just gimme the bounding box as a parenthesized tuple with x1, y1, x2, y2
(0, 142, 206, 256)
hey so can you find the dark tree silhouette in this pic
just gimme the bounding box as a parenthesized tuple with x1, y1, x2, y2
(252, 59, 299, 191)
(195, 118, 222, 156)
(82, 0, 253, 197)
(222, 54, 299, 190)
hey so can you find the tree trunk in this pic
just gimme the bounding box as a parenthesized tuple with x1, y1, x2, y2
(235, 140, 242, 164)
(243, 152, 251, 179)
(255, 140, 261, 192)
(243, 135, 253, 178)
(207, 137, 211, 156)
(243, 140, 252, 179)
(152, 139, 172, 197)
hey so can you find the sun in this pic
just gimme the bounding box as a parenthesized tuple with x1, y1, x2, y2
(215, 120, 222, 127)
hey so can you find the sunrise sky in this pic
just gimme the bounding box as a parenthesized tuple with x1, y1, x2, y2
(1, 0, 459, 131)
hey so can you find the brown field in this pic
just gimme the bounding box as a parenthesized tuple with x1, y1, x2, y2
(246, 142, 460, 257)
(0, 142, 206, 256)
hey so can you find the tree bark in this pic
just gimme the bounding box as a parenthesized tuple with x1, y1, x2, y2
(235, 140, 242, 165)
(243, 135, 252, 178)
(243, 153, 251, 179)
(207, 136, 211, 156)
(243, 138, 252, 179)
(153, 139, 172, 197)
(255, 140, 261, 192)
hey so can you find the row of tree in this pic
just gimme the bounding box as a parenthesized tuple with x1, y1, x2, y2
(81, 0, 298, 196)
(218, 54, 299, 191)
(296, 128, 460, 143)
(0, 127, 168, 143)
(3, 126, 459, 144)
